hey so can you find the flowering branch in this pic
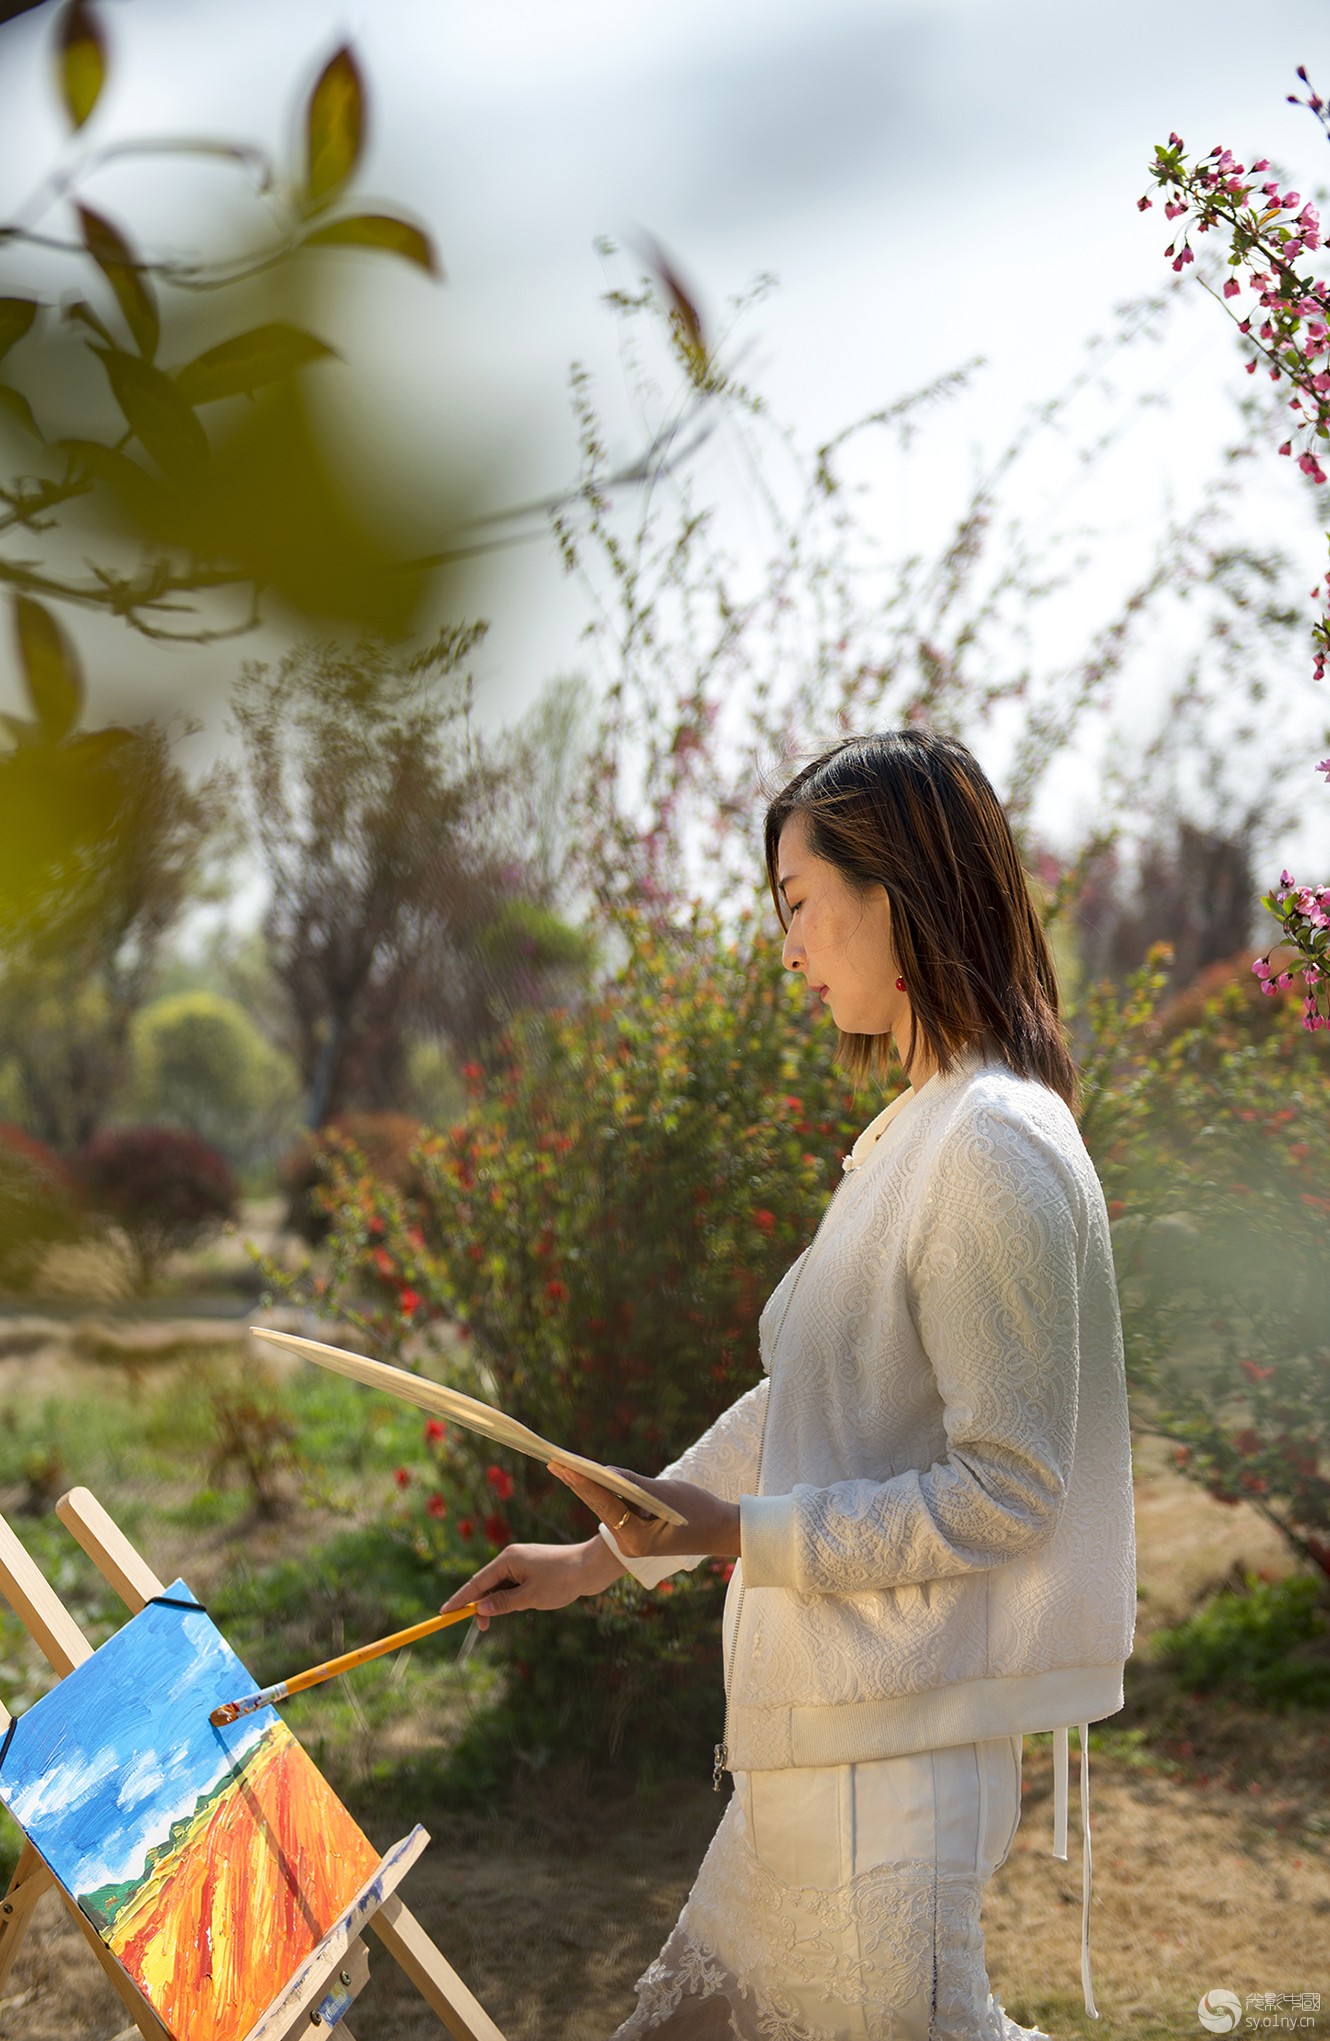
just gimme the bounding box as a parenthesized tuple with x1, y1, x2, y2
(1252, 867, 1330, 1030)
(1140, 130, 1330, 671)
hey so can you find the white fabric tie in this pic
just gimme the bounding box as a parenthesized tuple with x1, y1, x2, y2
(1051, 1723, 1097, 2019)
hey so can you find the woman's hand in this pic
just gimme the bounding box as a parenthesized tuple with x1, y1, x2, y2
(548, 1463, 740, 1563)
(440, 1533, 623, 1632)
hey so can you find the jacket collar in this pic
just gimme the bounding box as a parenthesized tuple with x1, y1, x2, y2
(843, 1034, 991, 1174)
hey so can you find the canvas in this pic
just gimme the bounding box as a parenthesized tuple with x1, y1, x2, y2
(0, 1579, 380, 2041)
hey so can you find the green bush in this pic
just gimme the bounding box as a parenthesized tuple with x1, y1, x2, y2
(1151, 1571, 1330, 1709)
(131, 990, 300, 1172)
(312, 906, 871, 1766)
(1074, 944, 1330, 1579)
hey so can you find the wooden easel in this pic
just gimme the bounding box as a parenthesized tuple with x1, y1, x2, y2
(0, 1486, 508, 2041)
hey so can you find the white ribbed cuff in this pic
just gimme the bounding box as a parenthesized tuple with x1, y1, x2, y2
(597, 1521, 708, 1589)
(738, 1492, 798, 1588)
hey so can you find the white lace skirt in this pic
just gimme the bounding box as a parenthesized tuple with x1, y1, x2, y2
(610, 1738, 1052, 2041)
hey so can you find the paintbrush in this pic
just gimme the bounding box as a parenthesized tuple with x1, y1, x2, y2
(208, 1603, 481, 1727)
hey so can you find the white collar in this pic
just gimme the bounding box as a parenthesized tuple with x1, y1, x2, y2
(841, 1038, 989, 1174)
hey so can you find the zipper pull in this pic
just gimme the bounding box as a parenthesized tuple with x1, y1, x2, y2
(712, 1742, 728, 1792)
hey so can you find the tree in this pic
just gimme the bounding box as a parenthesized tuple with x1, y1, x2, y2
(0, 665, 226, 1153)
(130, 990, 300, 1171)
(1072, 813, 1266, 995)
(232, 635, 596, 1129)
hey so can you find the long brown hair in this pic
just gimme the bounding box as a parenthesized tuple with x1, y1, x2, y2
(763, 729, 1079, 1111)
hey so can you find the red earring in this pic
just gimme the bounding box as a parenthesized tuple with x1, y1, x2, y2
(895, 977, 906, 991)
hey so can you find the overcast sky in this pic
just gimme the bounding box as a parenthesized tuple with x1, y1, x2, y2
(1, 0, 1328, 876)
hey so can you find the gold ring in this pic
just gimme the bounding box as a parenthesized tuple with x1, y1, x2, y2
(613, 1508, 633, 1530)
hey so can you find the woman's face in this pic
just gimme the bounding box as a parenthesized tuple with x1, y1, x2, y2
(776, 813, 907, 1040)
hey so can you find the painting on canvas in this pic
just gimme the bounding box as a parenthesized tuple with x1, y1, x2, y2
(0, 1581, 380, 2041)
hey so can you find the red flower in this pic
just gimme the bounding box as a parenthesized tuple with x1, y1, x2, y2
(394, 1467, 411, 1489)
(751, 1209, 776, 1233)
(426, 1492, 447, 1519)
(1233, 1428, 1262, 1456)
(1239, 1471, 1268, 1494)
(656, 1579, 674, 1596)
(399, 1287, 421, 1316)
(424, 1419, 447, 1443)
(1107, 1199, 1127, 1222)
(1239, 1360, 1276, 1384)
(372, 1247, 394, 1278)
(486, 1465, 514, 1500)
(545, 1279, 569, 1302)
(482, 1513, 510, 1547)
(458, 1517, 475, 1541)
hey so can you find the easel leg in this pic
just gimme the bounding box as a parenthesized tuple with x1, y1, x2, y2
(0, 1842, 54, 1991)
(371, 1897, 507, 2041)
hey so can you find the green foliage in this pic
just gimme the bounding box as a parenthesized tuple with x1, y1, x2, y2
(130, 990, 300, 1170)
(312, 906, 878, 1764)
(207, 1372, 300, 1520)
(1070, 942, 1330, 1576)
(0, 11, 445, 647)
(1151, 1571, 1330, 1710)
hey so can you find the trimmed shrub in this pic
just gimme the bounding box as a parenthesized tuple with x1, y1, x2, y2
(77, 1126, 238, 1293)
(280, 1112, 426, 1245)
(131, 991, 300, 1171)
(0, 1124, 82, 1294)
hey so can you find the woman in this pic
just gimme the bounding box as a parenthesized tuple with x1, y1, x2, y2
(442, 729, 1136, 2041)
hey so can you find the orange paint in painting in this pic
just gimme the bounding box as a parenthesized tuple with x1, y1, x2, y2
(108, 1724, 378, 2041)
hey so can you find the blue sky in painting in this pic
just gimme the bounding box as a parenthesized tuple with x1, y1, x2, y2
(0, 1581, 277, 1901)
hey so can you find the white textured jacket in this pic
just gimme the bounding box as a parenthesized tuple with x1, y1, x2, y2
(604, 1034, 1137, 1776)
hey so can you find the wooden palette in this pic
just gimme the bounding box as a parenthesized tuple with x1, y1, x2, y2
(249, 1328, 687, 1526)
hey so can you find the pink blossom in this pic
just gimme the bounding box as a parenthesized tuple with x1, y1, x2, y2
(1252, 158, 1270, 173)
(1316, 758, 1330, 779)
(1283, 192, 1302, 208)
(1224, 277, 1242, 298)
(1165, 200, 1187, 221)
(1172, 248, 1195, 271)
(1252, 958, 1273, 979)
(1280, 440, 1294, 455)
(1137, 196, 1153, 212)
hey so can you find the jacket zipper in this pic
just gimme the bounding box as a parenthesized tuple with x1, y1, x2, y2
(713, 1165, 854, 1791)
